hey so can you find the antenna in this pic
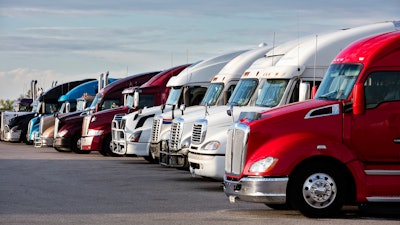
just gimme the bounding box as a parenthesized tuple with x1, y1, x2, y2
(272, 32, 275, 65)
(314, 35, 318, 87)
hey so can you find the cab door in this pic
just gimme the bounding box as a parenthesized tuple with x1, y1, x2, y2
(350, 71, 400, 162)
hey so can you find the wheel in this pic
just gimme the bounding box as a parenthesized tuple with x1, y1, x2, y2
(71, 136, 90, 154)
(288, 163, 346, 218)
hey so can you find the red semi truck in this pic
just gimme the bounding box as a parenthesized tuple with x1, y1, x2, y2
(224, 30, 400, 217)
(80, 64, 190, 156)
(53, 71, 160, 153)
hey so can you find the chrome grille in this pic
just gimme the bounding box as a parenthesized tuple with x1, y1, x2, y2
(151, 115, 162, 142)
(191, 119, 207, 145)
(54, 117, 60, 137)
(169, 117, 183, 150)
(225, 122, 249, 176)
(39, 116, 44, 133)
(82, 116, 91, 136)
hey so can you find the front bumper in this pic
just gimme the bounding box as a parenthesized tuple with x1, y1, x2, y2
(159, 146, 188, 168)
(53, 137, 72, 151)
(125, 141, 150, 156)
(223, 176, 288, 204)
(34, 137, 54, 148)
(4, 130, 22, 142)
(80, 136, 101, 151)
(188, 152, 224, 180)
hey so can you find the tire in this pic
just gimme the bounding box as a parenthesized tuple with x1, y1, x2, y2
(288, 162, 346, 218)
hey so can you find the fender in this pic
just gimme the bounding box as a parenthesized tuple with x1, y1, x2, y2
(244, 132, 359, 177)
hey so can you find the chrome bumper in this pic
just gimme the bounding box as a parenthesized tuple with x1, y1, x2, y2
(223, 176, 288, 204)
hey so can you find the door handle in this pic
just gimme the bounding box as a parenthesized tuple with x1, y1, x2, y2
(394, 138, 400, 144)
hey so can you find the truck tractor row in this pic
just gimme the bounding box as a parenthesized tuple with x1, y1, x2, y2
(2, 21, 399, 218)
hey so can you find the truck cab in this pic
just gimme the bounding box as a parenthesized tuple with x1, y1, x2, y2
(148, 50, 247, 163)
(110, 64, 191, 158)
(34, 78, 117, 148)
(79, 70, 168, 156)
(158, 45, 272, 168)
(189, 21, 399, 180)
(53, 72, 158, 153)
(224, 29, 400, 217)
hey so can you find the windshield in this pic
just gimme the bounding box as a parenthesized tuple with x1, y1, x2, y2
(255, 79, 289, 107)
(200, 83, 224, 105)
(228, 79, 258, 106)
(315, 63, 362, 100)
(166, 87, 182, 105)
(89, 93, 102, 110)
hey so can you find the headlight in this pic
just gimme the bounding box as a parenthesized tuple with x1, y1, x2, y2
(128, 130, 142, 142)
(249, 157, 278, 173)
(202, 141, 220, 150)
(57, 129, 68, 137)
(87, 129, 104, 136)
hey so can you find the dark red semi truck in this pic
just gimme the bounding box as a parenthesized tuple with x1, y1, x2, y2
(79, 64, 191, 156)
(53, 71, 160, 153)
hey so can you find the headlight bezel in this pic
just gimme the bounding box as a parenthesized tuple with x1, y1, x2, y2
(249, 156, 278, 173)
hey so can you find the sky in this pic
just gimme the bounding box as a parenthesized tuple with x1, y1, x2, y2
(0, 0, 399, 100)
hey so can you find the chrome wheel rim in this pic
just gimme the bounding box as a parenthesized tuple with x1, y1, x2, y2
(302, 173, 336, 209)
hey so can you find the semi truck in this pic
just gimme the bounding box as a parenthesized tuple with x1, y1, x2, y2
(4, 79, 93, 143)
(0, 80, 37, 141)
(188, 21, 399, 180)
(158, 45, 272, 168)
(53, 71, 159, 153)
(80, 65, 189, 156)
(34, 77, 117, 148)
(223, 30, 400, 217)
(111, 49, 254, 161)
(147, 50, 247, 163)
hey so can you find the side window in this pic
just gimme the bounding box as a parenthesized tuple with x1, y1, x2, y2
(289, 81, 321, 103)
(225, 84, 236, 101)
(102, 99, 120, 110)
(188, 86, 207, 106)
(364, 71, 400, 109)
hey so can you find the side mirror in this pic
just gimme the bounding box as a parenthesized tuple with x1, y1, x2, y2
(160, 104, 165, 113)
(299, 82, 311, 101)
(65, 102, 71, 113)
(179, 104, 186, 115)
(226, 104, 233, 117)
(133, 91, 140, 108)
(353, 83, 365, 115)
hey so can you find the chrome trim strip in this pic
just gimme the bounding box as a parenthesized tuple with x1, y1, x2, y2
(367, 197, 400, 202)
(365, 170, 400, 175)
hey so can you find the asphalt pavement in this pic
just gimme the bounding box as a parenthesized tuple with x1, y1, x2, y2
(0, 141, 399, 225)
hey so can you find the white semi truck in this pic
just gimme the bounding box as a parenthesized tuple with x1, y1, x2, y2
(110, 49, 247, 162)
(160, 39, 300, 170)
(157, 45, 272, 167)
(188, 21, 399, 180)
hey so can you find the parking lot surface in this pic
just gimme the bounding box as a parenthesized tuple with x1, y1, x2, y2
(0, 141, 399, 225)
